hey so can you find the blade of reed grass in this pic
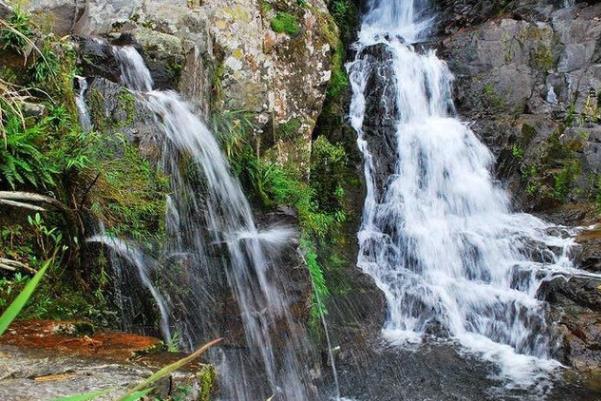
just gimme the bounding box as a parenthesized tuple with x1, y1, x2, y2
(0, 258, 51, 335)
(50, 388, 113, 401)
(116, 337, 222, 401)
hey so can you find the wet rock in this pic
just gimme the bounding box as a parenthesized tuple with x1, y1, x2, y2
(539, 275, 601, 374)
(77, 36, 122, 83)
(85, 77, 164, 163)
(357, 43, 399, 195)
(575, 227, 601, 273)
(0, 321, 216, 401)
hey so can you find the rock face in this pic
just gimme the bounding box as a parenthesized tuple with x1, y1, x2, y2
(0, 320, 216, 401)
(24, 0, 336, 173)
(438, 0, 601, 378)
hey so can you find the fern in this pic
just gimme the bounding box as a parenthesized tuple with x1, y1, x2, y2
(0, 115, 58, 189)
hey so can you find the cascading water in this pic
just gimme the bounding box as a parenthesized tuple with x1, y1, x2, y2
(348, 0, 590, 388)
(91, 44, 315, 401)
(75, 76, 92, 132)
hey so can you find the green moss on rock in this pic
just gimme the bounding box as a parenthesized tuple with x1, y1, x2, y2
(270, 12, 301, 36)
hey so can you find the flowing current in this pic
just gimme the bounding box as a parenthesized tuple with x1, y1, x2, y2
(88, 44, 315, 401)
(348, 0, 582, 387)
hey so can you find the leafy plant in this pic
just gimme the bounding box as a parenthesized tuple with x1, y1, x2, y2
(0, 114, 59, 189)
(301, 239, 329, 320)
(511, 144, 524, 159)
(0, 9, 33, 54)
(27, 212, 65, 261)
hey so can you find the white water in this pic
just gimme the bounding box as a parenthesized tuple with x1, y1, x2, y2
(75, 76, 92, 132)
(348, 0, 586, 388)
(93, 45, 313, 401)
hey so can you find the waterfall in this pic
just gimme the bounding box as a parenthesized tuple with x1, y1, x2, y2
(75, 76, 92, 132)
(348, 0, 589, 388)
(92, 45, 314, 401)
(87, 234, 172, 342)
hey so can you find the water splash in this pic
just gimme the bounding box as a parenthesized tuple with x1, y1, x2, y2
(348, 0, 591, 388)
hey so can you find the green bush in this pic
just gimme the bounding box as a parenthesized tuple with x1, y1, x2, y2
(270, 12, 301, 36)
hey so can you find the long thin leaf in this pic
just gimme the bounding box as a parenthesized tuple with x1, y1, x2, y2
(118, 388, 153, 401)
(116, 337, 222, 401)
(50, 388, 113, 401)
(0, 258, 51, 335)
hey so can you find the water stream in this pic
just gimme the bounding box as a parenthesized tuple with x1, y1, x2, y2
(348, 0, 589, 389)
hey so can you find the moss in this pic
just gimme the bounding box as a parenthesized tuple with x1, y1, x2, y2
(482, 83, 505, 110)
(276, 118, 302, 140)
(270, 12, 301, 36)
(259, 0, 273, 16)
(116, 88, 137, 127)
(532, 44, 554, 71)
(327, 41, 349, 98)
(87, 135, 169, 248)
(88, 88, 109, 131)
(197, 364, 216, 401)
(211, 62, 225, 110)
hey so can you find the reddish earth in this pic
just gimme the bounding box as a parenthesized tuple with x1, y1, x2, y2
(0, 320, 160, 360)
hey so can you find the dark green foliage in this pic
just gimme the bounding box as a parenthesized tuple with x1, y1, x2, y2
(270, 12, 301, 36)
(0, 8, 33, 54)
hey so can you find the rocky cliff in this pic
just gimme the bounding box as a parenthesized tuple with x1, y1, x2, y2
(23, 0, 337, 174)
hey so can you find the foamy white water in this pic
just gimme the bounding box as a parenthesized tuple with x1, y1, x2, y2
(348, 0, 589, 388)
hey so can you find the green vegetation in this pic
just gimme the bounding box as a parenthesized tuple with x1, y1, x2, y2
(88, 134, 169, 247)
(276, 118, 302, 141)
(270, 12, 301, 36)
(0, 259, 51, 335)
(511, 144, 524, 160)
(0, 9, 167, 327)
(532, 44, 554, 71)
(0, 8, 33, 54)
(482, 83, 505, 110)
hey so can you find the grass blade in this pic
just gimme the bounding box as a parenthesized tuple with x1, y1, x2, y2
(118, 389, 153, 401)
(117, 337, 222, 401)
(0, 258, 51, 335)
(50, 388, 113, 401)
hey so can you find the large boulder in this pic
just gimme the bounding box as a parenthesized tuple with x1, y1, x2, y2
(23, 0, 336, 174)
